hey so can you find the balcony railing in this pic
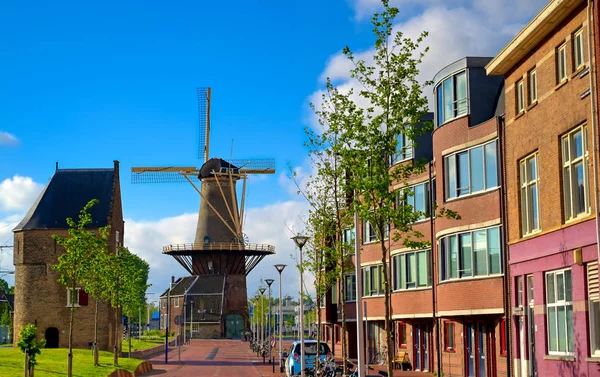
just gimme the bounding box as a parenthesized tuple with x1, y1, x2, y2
(163, 242, 275, 253)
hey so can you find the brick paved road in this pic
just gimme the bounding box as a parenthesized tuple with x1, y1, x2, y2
(145, 339, 428, 377)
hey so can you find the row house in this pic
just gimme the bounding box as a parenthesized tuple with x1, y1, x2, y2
(486, 0, 599, 376)
(320, 57, 509, 377)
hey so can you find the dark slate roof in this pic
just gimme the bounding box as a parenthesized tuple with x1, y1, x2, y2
(494, 83, 505, 117)
(187, 275, 225, 295)
(160, 276, 197, 298)
(0, 292, 14, 310)
(199, 158, 239, 179)
(13, 168, 115, 231)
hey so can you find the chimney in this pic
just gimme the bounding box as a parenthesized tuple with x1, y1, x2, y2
(55, 162, 59, 172)
(171, 276, 175, 284)
(113, 160, 120, 175)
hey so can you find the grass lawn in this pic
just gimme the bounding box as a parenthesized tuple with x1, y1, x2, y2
(0, 347, 143, 377)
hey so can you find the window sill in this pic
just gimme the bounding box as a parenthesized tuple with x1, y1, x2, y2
(392, 287, 432, 293)
(555, 79, 569, 92)
(573, 65, 588, 78)
(66, 305, 81, 308)
(521, 229, 542, 239)
(363, 240, 388, 245)
(439, 274, 503, 285)
(438, 114, 469, 128)
(445, 186, 500, 203)
(585, 356, 600, 362)
(544, 354, 575, 361)
(444, 348, 455, 353)
(515, 110, 525, 120)
(527, 101, 538, 111)
(565, 211, 592, 225)
(363, 295, 385, 299)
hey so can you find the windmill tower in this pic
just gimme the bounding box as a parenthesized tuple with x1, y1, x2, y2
(131, 87, 275, 338)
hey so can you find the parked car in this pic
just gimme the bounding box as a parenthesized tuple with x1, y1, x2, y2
(283, 340, 332, 376)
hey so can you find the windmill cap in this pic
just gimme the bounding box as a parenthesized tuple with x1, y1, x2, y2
(199, 158, 240, 179)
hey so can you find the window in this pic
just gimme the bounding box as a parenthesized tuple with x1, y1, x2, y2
(445, 140, 498, 199)
(162, 299, 166, 308)
(520, 153, 540, 235)
(574, 28, 584, 70)
(527, 275, 534, 306)
(319, 293, 326, 308)
(342, 227, 356, 254)
(500, 319, 507, 355)
(588, 263, 600, 356)
(436, 71, 468, 126)
(393, 249, 431, 290)
(529, 69, 537, 104)
(398, 182, 431, 221)
(516, 79, 524, 113)
(362, 264, 385, 297)
(67, 288, 88, 307)
(439, 226, 501, 281)
(444, 322, 455, 351)
(174, 297, 180, 307)
(398, 323, 407, 349)
(546, 269, 573, 354)
(345, 274, 356, 302)
(562, 125, 589, 220)
(557, 42, 567, 83)
(362, 219, 389, 244)
(516, 276, 524, 307)
(394, 131, 413, 163)
(332, 282, 338, 304)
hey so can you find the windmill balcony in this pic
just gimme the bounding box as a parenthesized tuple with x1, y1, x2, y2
(163, 242, 275, 253)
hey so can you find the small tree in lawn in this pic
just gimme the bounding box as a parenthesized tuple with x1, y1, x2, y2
(53, 199, 108, 377)
(17, 323, 45, 377)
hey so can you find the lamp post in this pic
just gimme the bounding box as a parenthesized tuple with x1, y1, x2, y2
(275, 264, 287, 372)
(265, 279, 275, 365)
(259, 287, 266, 363)
(292, 234, 309, 377)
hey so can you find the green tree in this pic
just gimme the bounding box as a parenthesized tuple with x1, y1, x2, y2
(53, 199, 109, 377)
(1, 305, 13, 344)
(326, 2, 459, 375)
(17, 323, 45, 377)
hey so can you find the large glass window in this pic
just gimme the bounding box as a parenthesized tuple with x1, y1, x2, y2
(362, 264, 385, 297)
(529, 69, 537, 104)
(436, 71, 468, 126)
(445, 140, 498, 199)
(342, 227, 356, 254)
(520, 153, 540, 235)
(562, 125, 589, 220)
(393, 249, 431, 290)
(516, 79, 524, 113)
(345, 274, 356, 302)
(546, 269, 573, 354)
(398, 182, 431, 221)
(394, 131, 413, 163)
(439, 226, 502, 281)
(362, 219, 389, 244)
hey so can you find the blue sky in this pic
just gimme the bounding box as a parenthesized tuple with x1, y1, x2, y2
(0, 0, 549, 299)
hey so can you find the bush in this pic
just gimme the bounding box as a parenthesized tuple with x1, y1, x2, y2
(143, 330, 162, 337)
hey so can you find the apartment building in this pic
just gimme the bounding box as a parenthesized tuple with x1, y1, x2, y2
(320, 57, 509, 377)
(486, 1, 599, 376)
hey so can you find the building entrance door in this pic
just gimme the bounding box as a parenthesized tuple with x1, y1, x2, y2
(527, 306, 537, 377)
(45, 327, 59, 348)
(413, 323, 430, 372)
(225, 314, 244, 339)
(465, 322, 487, 377)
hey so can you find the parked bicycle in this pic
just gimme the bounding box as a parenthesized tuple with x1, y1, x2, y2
(370, 345, 388, 366)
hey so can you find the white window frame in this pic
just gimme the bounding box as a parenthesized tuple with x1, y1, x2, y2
(528, 69, 537, 104)
(588, 263, 600, 356)
(67, 287, 81, 308)
(174, 297, 180, 308)
(436, 70, 468, 126)
(520, 153, 541, 235)
(362, 264, 385, 297)
(546, 269, 574, 355)
(574, 28, 584, 70)
(342, 227, 356, 254)
(393, 131, 413, 164)
(557, 42, 567, 83)
(516, 79, 524, 113)
(393, 249, 431, 291)
(116, 231, 120, 246)
(562, 125, 590, 221)
(439, 226, 502, 282)
(344, 274, 357, 302)
(444, 140, 499, 200)
(362, 219, 389, 244)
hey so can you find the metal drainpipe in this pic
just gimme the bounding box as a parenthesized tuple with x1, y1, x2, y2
(587, 0, 600, 271)
(498, 115, 511, 377)
(429, 160, 442, 376)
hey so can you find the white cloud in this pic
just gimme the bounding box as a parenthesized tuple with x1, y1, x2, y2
(0, 176, 44, 213)
(0, 131, 18, 146)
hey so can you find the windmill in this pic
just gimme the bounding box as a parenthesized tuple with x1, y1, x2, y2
(131, 88, 275, 337)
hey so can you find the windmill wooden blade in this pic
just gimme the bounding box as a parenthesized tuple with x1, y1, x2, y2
(229, 158, 276, 174)
(131, 166, 200, 183)
(197, 87, 211, 163)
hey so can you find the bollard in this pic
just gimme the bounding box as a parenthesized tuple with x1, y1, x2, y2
(178, 345, 181, 363)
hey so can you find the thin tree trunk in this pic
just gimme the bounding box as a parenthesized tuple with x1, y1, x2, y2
(113, 304, 119, 366)
(340, 262, 347, 377)
(94, 298, 99, 366)
(68, 284, 75, 377)
(380, 237, 393, 377)
(128, 316, 132, 356)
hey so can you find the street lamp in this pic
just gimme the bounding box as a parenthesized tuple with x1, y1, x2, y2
(275, 264, 287, 373)
(259, 287, 266, 363)
(265, 278, 275, 364)
(292, 234, 309, 377)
